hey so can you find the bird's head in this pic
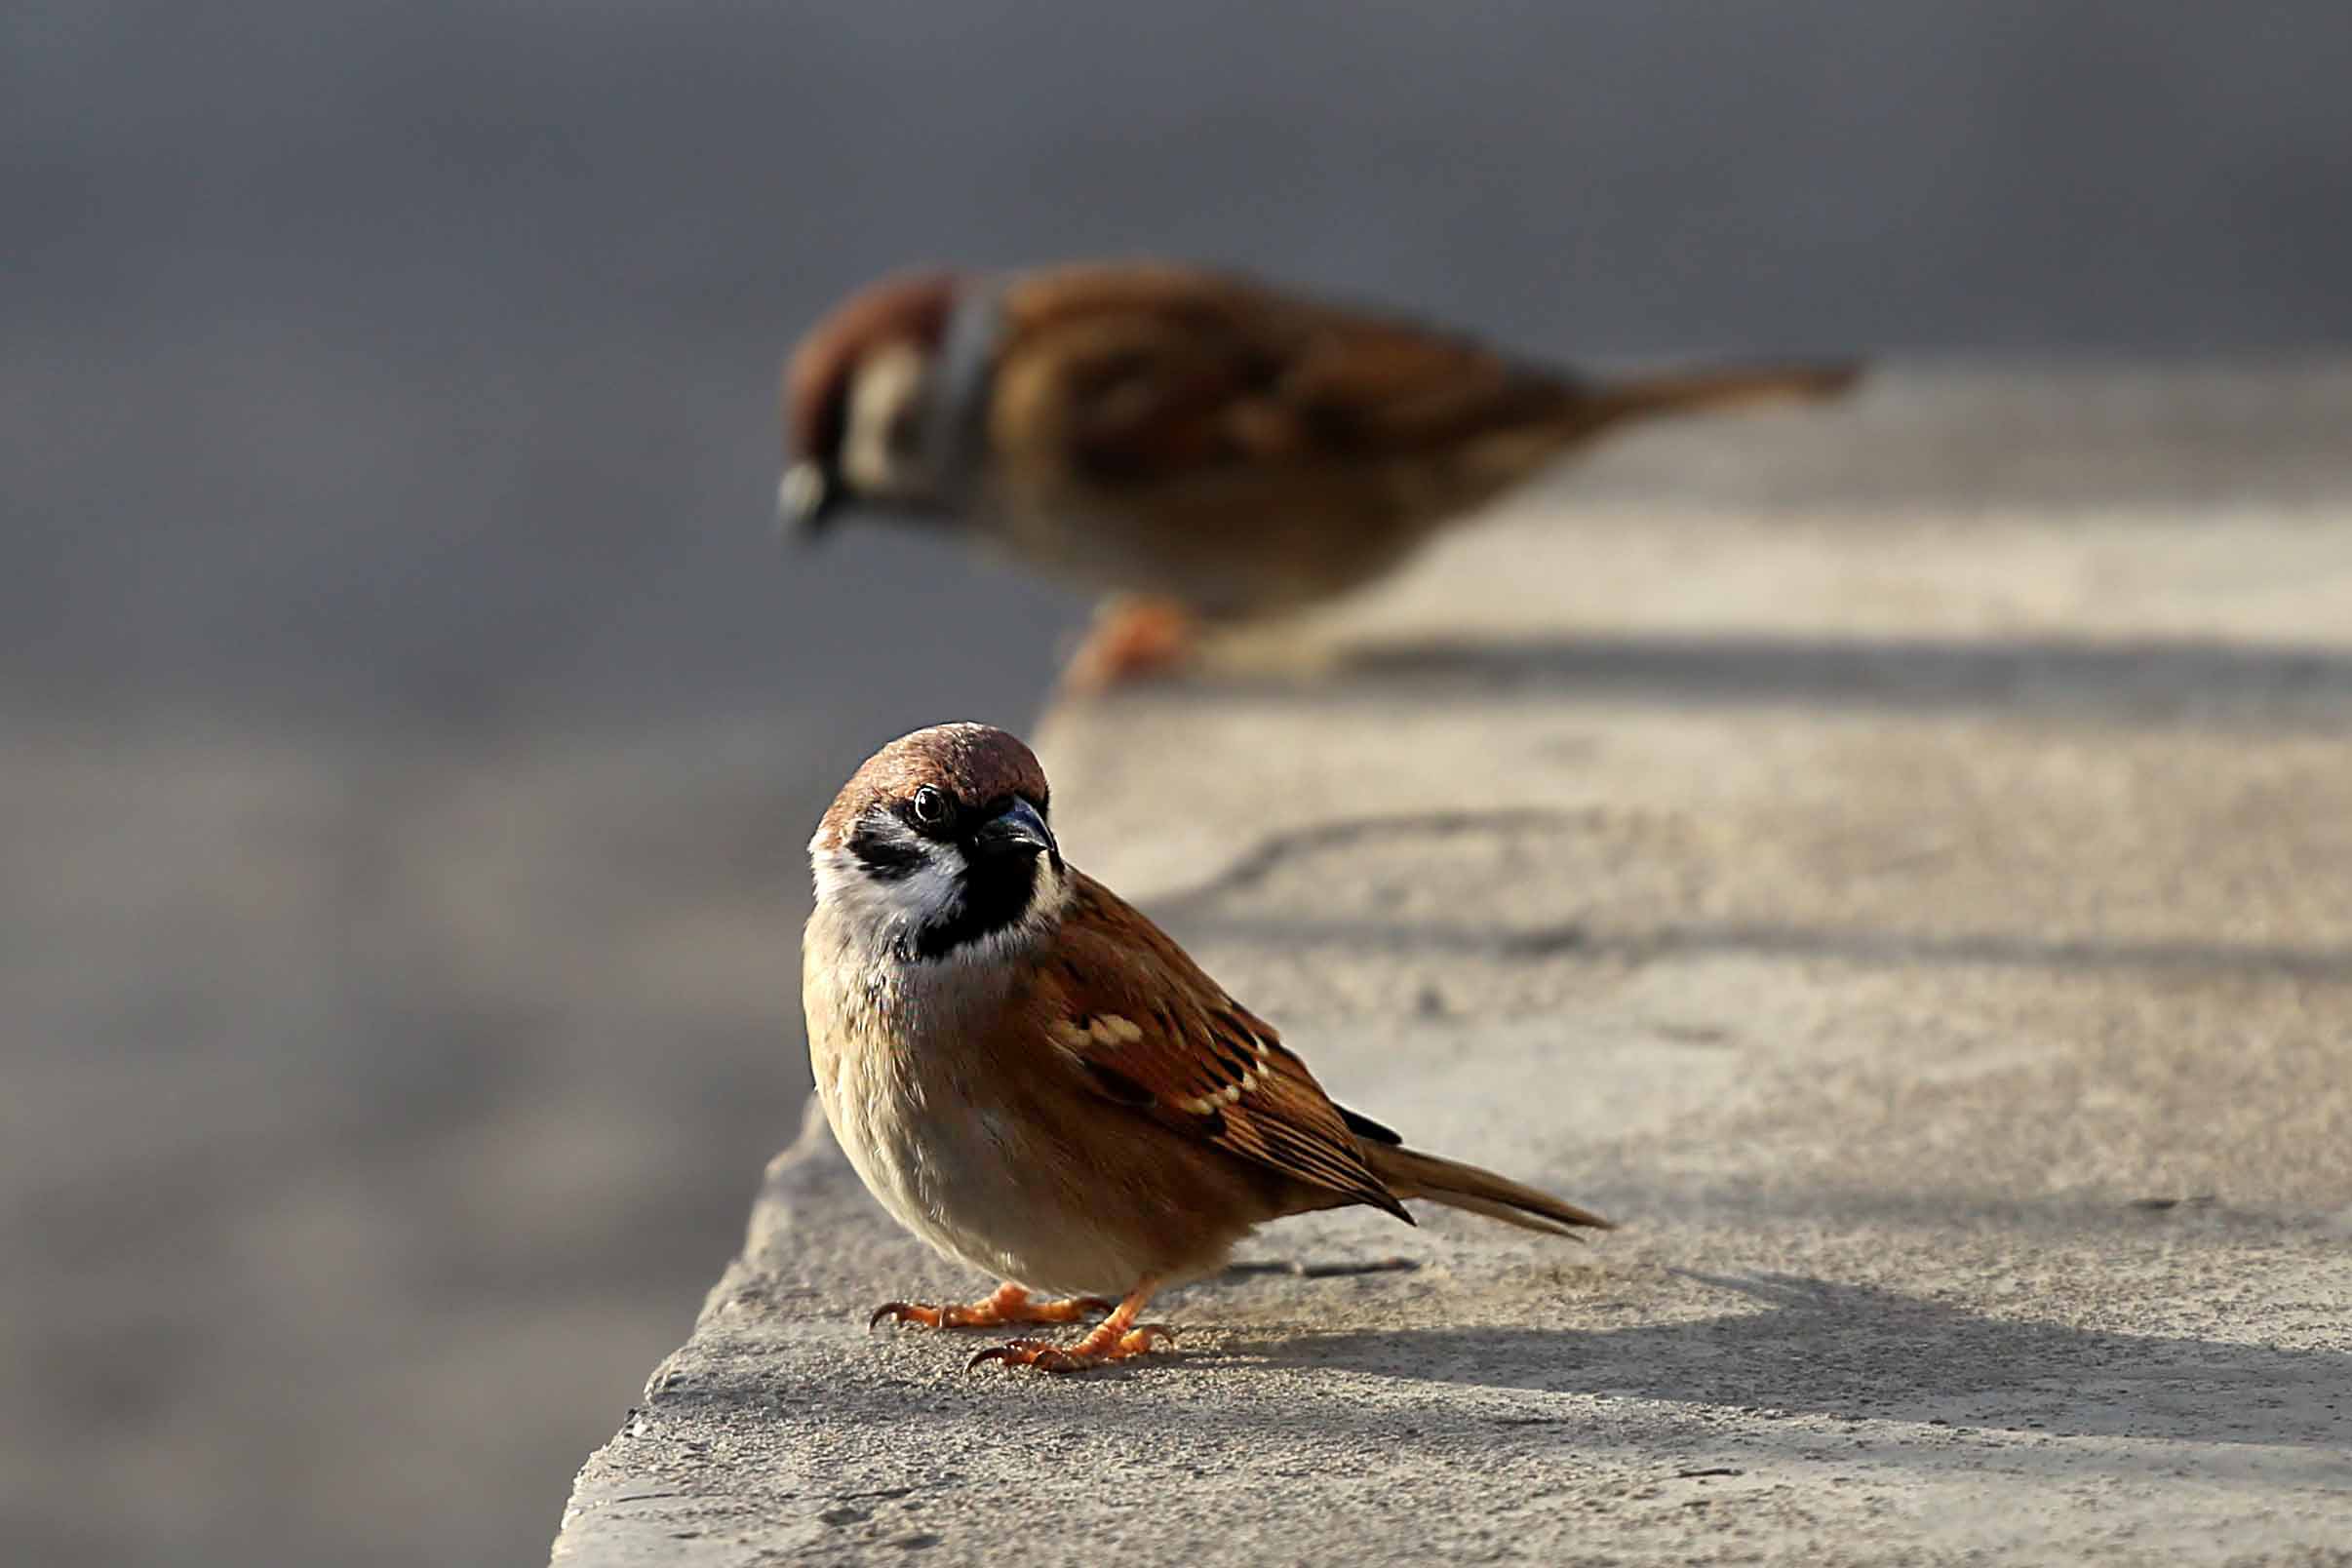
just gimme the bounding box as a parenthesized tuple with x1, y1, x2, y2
(809, 723, 1066, 964)
(778, 271, 973, 539)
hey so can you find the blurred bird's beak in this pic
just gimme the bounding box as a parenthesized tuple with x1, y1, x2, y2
(775, 461, 837, 543)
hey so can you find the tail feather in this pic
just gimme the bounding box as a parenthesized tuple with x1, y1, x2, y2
(1585, 360, 1862, 429)
(1362, 1141, 1613, 1239)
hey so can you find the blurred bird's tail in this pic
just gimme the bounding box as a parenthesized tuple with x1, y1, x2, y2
(1587, 360, 1862, 429)
(1362, 1140, 1613, 1239)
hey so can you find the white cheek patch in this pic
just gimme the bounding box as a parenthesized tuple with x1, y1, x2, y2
(840, 343, 931, 497)
(810, 822, 1071, 968)
(811, 840, 962, 934)
(901, 855, 966, 922)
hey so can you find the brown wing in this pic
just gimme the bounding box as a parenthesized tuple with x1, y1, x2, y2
(992, 264, 1581, 489)
(1034, 870, 1411, 1222)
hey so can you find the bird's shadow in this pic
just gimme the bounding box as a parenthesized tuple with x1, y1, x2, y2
(1180, 1271, 2352, 1451)
(1159, 630, 2352, 727)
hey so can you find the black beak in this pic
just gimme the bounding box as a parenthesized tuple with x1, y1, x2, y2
(971, 797, 1058, 867)
(775, 461, 839, 544)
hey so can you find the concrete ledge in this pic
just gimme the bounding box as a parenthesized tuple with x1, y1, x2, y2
(550, 369, 2352, 1565)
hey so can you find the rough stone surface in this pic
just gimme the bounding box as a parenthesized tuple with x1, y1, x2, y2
(550, 370, 2352, 1565)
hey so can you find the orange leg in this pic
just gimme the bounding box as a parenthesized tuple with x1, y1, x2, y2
(968, 1279, 1175, 1374)
(869, 1280, 1113, 1333)
(1058, 596, 1198, 693)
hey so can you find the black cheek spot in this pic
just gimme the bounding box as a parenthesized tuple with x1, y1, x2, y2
(848, 824, 923, 881)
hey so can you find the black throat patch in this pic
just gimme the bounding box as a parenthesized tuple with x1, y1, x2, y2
(902, 849, 1041, 960)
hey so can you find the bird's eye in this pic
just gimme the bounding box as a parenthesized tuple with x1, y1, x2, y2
(910, 786, 952, 829)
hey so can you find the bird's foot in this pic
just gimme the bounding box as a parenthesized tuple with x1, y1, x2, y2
(1058, 596, 1196, 693)
(868, 1282, 1112, 1333)
(968, 1322, 1178, 1374)
(966, 1278, 1173, 1373)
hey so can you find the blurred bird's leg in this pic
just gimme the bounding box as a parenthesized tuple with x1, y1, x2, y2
(869, 1281, 1112, 1332)
(1058, 595, 1197, 693)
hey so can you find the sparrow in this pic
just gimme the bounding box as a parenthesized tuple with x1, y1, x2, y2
(803, 722, 1610, 1373)
(778, 262, 1858, 686)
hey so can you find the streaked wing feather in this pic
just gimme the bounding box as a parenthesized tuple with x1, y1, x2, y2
(1039, 872, 1409, 1221)
(998, 265, 1580, 487)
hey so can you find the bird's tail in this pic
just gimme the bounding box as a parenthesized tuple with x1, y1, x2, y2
(1584, 360, 1861, 430)
(1363, 1142, 1613, 1239)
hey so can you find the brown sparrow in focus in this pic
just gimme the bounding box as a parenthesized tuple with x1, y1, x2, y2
(778, 262, 1858, 686)
(804, 723, 1610, 1373)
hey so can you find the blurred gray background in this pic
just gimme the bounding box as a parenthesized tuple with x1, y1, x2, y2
(4, 3, 2349, 1564)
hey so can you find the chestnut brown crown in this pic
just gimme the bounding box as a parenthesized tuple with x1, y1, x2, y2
(815, 723, 1051, 853)
(782, 271, 958, 470)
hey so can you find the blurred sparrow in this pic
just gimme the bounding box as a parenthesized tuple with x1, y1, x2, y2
(804, 723, 1610, 1373)
(779, 262, 1857, 686)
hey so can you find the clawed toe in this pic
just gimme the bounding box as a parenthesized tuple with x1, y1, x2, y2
(867, 1286, 1118, 1334)
(967, 1337, 1069, 1372)
(1122, 1323, 1178, 1353)
(966, 1322, 1178, 1374)
(882, 1279, 1173, 1372)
